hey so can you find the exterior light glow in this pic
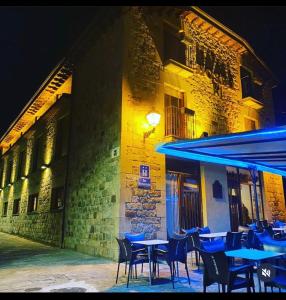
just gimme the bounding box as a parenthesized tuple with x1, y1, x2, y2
(41, 164, 49, 170)
(21, 175, 28, 180)
(146, 112, 161, 127)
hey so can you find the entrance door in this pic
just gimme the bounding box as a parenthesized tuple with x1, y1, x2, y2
(180, 189, 202, 229)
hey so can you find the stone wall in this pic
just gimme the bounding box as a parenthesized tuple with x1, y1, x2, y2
(0, 95, 70, 246)
(262, 172, 286, 222)
(63, 12, 123, 260)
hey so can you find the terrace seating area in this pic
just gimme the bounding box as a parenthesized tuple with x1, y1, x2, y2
(115, 221, 286, 292)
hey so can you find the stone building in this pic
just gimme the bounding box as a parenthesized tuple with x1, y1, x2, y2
(0, 6, 285, 260)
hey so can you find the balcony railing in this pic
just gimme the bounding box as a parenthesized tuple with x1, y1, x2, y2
(165, 106, 195, 139)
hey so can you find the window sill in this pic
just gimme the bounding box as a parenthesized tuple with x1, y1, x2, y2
(27, 211, 38, 215)
(12, 214, 19, 216)
(1, 215, 7, 217)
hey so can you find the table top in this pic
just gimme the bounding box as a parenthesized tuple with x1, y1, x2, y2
(132, 239, 169, 246)
(225, 248, 285, 260)
(199, 232, 227, 238)
(273, 227, 286, 231)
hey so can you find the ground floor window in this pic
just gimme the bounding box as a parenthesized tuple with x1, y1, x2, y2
(13, 199, 20, 215)
(227, 166, 264, 231)
(27, 193, 39, 214)
(2, 202, 8, 217)
(166, 157, 202, 237)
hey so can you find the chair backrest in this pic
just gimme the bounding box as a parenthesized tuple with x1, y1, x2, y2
(199, 250, 229, 285)
(246, 229, 263, 249)
(116, 238, 132, 263)
(198, 226, 211, 234)
(264, 225, 274, 237)
(182, 228, 198, 252)
(190, 231, 202, 250)
(225, 231, 243, 251)
(167, 237, 188, 263)
(124, 232, 145, 242)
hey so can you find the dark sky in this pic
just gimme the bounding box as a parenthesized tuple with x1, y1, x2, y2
(1, 6, 286, 136)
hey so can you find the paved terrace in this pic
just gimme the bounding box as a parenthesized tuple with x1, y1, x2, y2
(0, 232, 276, 293)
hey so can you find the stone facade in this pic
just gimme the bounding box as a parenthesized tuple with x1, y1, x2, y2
(0, 95, 70, 246)
(0, 6, 285, 261)
(63, 11, 123, 260)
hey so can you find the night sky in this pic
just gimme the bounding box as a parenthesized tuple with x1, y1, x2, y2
(1, 6, 286, 137)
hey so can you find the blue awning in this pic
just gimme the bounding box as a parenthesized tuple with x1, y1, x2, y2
(156, 125, 286, 177)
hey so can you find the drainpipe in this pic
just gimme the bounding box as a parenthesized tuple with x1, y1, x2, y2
(60, 93, 74, 248)
(249, 167, 260, 222)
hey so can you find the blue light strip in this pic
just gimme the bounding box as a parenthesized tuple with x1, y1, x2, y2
(165, 126, 286, 149)
(156, 144, 286, 177)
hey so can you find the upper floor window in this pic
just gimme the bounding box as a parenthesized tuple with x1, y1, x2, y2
(51, 186, 64, 211)
(32, 136, 42, 172)
(240, 66, 263, 101)
(54, 116, 69, 160)
(165, 93, 195, 139)
(241, 67, 253, 99)
(0, 160, 4, 188)
(17, 150, 26, 180)
(163, 23, 185, 65)
(6, 158, 13, 185)
(13, 198, 20, 216)
(27, 193, 39, 214)
(2, 202, 8, 217)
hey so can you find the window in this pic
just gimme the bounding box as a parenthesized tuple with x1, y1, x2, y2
(163, 24, 185, 65)
(0, 160, 4, 188)
(27, 193, 39, 213)
(2, 202, 8, 217)
(17, 150, 26, 180)
(6, 159, 13, 185)
(240, 67, 253, 99)
(54, 116, 69, 160)
(244, 117, 257, 131)
(13, 199, 20, 215)
(51, 186, 64, 211)
(32, 136, 41, 172)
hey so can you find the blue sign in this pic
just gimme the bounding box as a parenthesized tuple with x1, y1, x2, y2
(140, 165, 150, 178)
(138, 178, 151, 189)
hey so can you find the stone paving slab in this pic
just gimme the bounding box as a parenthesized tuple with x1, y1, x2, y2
(0, 232, 283, 293)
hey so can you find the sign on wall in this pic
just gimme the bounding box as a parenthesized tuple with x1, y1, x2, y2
(138, 165, 151, 189)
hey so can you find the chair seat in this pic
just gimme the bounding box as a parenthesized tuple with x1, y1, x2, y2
(266, 274, 286, 289)
(230, 276, 252, 290)
(202, 240, 225, 252)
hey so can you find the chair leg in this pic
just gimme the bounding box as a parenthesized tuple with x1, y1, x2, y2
(176, 261, 179, 278)
(127, 264, 132, 288)
(125, 262, 127, 274)
(135, 264, 137, 279)
(218, 284, 220, 293)
(141, 262, 143, 273)
(185, 263, 190, 286)
(157, 263, 160, 277)
(170, 264, 175, 289)
(279, 288, 281, 293)
(271, 286, 273, 293)
(203, 284, 206, 293)
(222, 284, 226, 293)
(116, 262, 120, 284)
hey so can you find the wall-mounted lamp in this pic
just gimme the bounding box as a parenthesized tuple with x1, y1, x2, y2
(0, 188, 3, 192)
(21, 175, 28, 180)
(41, 164, 49, 170)
(8, 183, 12, 187)
(144, 111, 161, 140)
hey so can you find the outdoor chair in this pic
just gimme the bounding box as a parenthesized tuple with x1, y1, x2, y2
(225, 232, 243, 251)
(199, 249, 255, 293)
(182, 228, 199, 266)
(264, 265, 286, 292)
(153, 237, 190, 288)
(245, 230, 263, 250)
(115, 238, 149, 288)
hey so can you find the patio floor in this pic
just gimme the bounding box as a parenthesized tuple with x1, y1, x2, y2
(0, 232, 282, 293)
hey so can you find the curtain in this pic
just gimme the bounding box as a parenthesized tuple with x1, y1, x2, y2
(166, 172, 180, 238)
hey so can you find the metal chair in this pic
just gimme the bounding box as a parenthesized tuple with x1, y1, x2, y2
(115, 238, 149, 287)
(199, 249, 255, 293)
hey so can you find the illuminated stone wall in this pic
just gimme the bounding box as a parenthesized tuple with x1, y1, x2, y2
(63, 12, 122, 260)
(262, 172, 286, 222)
(0, 95, 70, 246)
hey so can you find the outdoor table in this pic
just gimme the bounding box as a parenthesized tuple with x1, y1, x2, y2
(133, 239, 169, 285)
(199, 232, 227, 241)
(225, 248, 285, 292)
(272, 227, 286, 233)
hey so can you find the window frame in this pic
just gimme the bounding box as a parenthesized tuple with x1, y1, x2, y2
(12, 198, 20, 216)
(50, 186, 65, 212)
(27, 193, 39, 214)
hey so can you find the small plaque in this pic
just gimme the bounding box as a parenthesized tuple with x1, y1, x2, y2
(138, 178, 151, 189)
(140, 165, 150, 178)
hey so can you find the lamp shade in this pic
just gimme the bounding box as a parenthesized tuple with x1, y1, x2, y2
(146, 112, 161, 127)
